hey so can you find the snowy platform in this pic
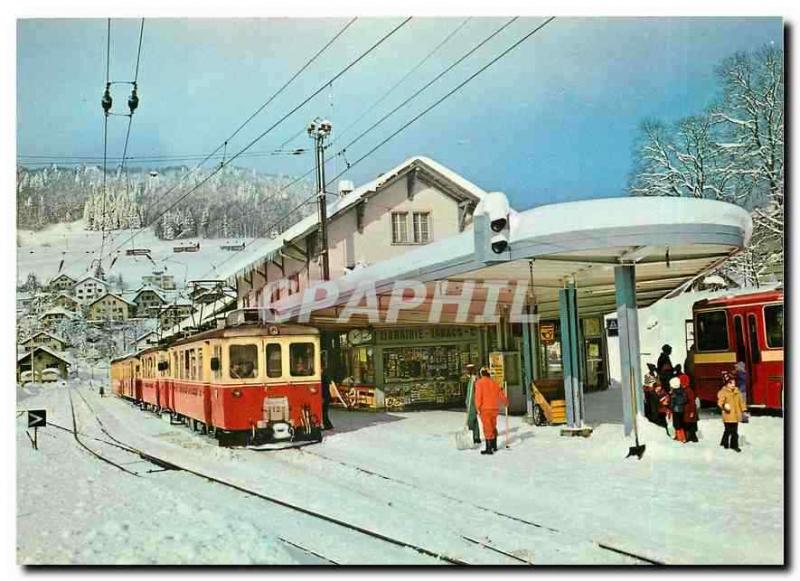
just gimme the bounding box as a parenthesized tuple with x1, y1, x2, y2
(17, 378, 783, 565)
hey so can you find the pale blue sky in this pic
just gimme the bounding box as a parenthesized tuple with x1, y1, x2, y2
(17, 17, 782, 208)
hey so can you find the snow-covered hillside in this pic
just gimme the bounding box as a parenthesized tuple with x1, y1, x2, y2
(16, 220, 267, 288)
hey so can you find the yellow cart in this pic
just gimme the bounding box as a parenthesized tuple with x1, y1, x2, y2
(531, 379, 567, 426)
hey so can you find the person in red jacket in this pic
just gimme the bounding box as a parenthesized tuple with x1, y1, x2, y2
(682, 374, 699, 443)
(474, 367, 508, 455)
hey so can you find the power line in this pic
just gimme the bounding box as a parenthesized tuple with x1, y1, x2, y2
(329, 17, 518, 178)
(84, 17, 412, 278)
(327, 17, 556, 188)
(98, 18, 112, 274)
(133, 18, 144, 83)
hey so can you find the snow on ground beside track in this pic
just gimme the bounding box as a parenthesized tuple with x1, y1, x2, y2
(17, 374, 784, 565)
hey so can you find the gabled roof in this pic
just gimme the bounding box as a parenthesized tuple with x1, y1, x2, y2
(72, 276, 108, 288)
(54, 292, 80, 303)
(39, 307, 77, 320)
(17, 345, 72, 366)
(20, 331, 67, 346)
(86, 292, 136, 309)
(49, 273, 76, 284)
(131, 285, 167, 303)
(220, 156, 489, 281)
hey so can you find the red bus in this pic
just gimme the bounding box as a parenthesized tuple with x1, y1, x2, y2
(691, 289, 784, 411)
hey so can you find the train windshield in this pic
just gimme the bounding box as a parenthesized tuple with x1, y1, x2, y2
(290, 343, 315, 377)
(696, 310, 729, 351)
(266, 344, 282, 378)
(765, 305, 784, 348)
(229, 344, 258, 379)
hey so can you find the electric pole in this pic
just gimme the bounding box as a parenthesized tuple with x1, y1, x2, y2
(308, 118, 333, 281)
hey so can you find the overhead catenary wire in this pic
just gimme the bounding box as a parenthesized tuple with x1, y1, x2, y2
(198, 16, 555, 280)
(326, 17, 557, 189)
(84, 18, 411, 278)
(98, 18, 112, 274)
(206, 17, 556, 280)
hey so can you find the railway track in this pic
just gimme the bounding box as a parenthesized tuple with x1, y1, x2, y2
(296, 448, 664, 565)
(57, 384, 472, 565)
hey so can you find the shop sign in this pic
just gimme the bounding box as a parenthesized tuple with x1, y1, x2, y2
(539, 322, 556, 344)
(375, 327, 477, 345)
(488, 352, 505, 384)
(606, 318, 619, 337)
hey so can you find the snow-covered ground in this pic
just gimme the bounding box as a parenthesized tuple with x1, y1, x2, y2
(16, 370, 783, 565)
(16, 221, 266, 287)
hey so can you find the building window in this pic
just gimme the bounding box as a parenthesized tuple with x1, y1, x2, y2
(391, 212, 409, 244)
(412, 212, 431, 244)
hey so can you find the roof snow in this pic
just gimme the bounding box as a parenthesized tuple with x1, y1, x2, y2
(17, 345, 72, 365)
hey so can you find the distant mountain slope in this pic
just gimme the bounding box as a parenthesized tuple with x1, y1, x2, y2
(17, 164, 314, 239)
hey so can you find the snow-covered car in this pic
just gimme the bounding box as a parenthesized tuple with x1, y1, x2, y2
(40, 368, 60, 383)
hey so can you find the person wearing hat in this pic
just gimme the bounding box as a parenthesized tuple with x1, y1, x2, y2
(464, 364, 481, 445)
(474, 367, 508, 455)
(680, 370, 699, 443)
(642, 364, 660, 424)
(669, 376, 688, 443)
(657, 344, 674, 390)
(718, 371, 746, 452)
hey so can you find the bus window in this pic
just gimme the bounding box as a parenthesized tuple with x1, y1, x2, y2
(290, 343, 315, 377)
(266, 344, 282, 378)
(734, 316, 746, 363)
(765, 305, 784, 348)
(748, 315, 761, 363)
(229, 344, 258, 379)
(696, 310, 729, 351)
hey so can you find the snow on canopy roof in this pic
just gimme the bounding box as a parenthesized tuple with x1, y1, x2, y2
(269, 196, 752, 320)
(17, 345, 72, 366)
(218, 156, 488, 281)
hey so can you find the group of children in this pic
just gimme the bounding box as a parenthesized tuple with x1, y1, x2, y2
(644, 344, 748, 452)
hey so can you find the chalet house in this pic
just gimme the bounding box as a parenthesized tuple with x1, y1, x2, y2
(38, 307, 77, 327)
(20, 331, 68, 352)
(72, 276, 109, 304)
(158, 304, 195, 329)
(134, 330, 159, 351)
(131, 286, 167, 317)
(17, 346, 71, 382)
(86, 293, 134, 322)
(53, 293, 81, 312)
(47, 273, 77, 293)
(226, 156, 487, 308)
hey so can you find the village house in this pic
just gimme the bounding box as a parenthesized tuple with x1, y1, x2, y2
(86, 293, 134, 322)
(19, 331, 68, 352)
(47, 273, 77, 293)
(17, 346, 71, 382)
(38, 307, 77, 327)
(134, 330, 160, 351)
(141, 272, 176, 290)
(158, 303, 195, 329)
(131, 286, 167, 318)
(72, 276, 108, 304)
(52, 292, 81, 312)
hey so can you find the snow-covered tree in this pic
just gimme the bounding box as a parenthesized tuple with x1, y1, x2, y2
(629, 45, 783, 286)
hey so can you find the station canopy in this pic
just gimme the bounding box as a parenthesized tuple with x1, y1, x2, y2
(267, 197, 752, 327)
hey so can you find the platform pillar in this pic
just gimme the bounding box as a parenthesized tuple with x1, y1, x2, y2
(615, 264, 643, 436)
(559, 281, 584, 428)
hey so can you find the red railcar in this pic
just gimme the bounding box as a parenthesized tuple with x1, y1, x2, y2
(110, 316, 324, 447)
(691, 289, 784, 410)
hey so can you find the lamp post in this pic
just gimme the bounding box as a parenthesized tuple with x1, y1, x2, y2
(308, 118, 333, 281)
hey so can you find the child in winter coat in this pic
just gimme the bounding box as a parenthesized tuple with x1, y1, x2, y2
(669, 376, 687, 443)
(718, 371, 747, 452)
(642, 367, 659, 424)
(680, 373, 699, 443)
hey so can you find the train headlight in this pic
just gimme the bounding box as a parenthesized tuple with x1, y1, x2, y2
(309, 386, 318, 394)
(232, 388, 243, 398)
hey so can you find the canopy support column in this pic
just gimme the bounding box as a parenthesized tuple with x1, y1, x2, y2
(615, 264, 643, 436)
(559, 281, 584, 428)
(521, 304, 535, 421)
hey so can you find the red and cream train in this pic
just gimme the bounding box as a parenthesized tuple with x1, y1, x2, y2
(111, 311, 324, 447)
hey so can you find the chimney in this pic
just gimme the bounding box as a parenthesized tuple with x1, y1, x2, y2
(338, 179, 355, 198)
